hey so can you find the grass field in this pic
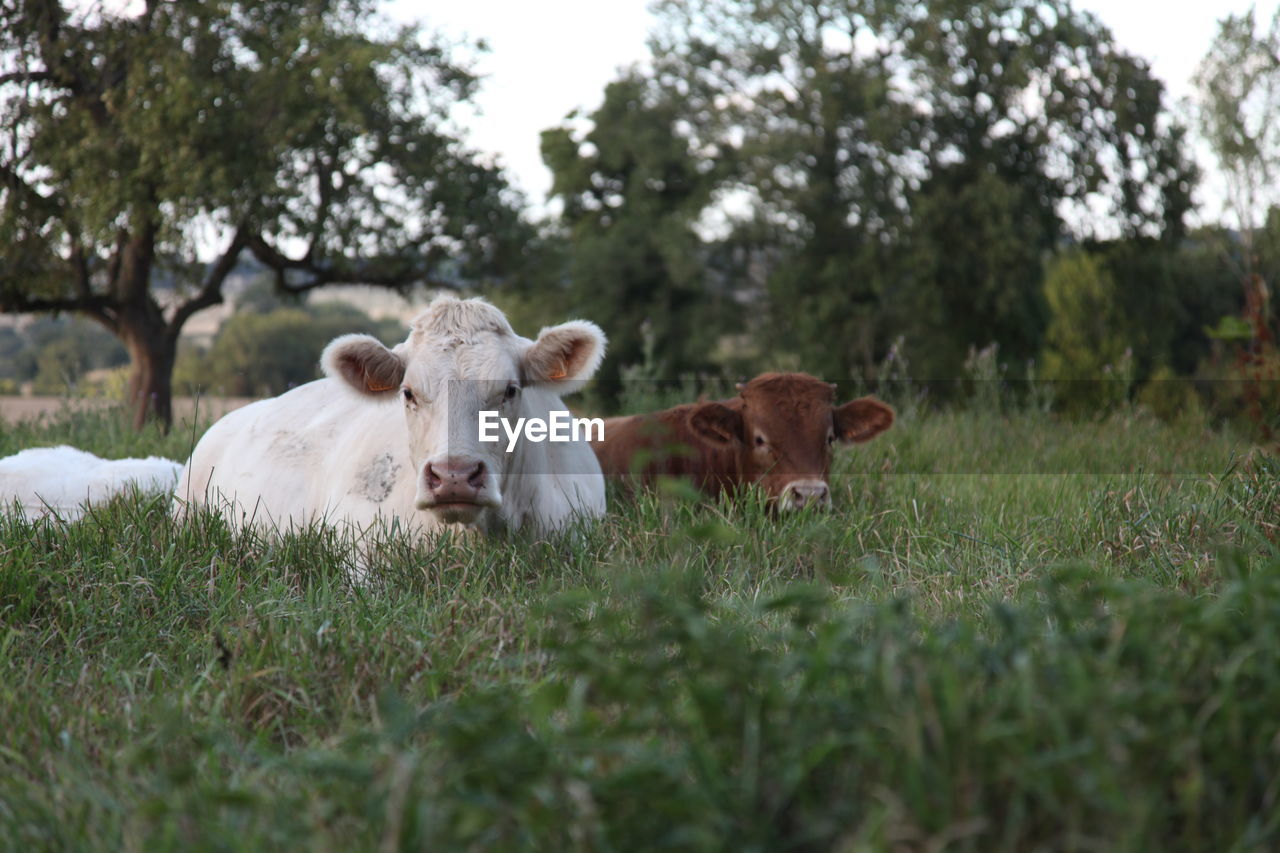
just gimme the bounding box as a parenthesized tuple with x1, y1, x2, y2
(1, 400, 1278, 850)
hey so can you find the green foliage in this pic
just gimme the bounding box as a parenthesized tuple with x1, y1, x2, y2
(439, 557, 1280, 850)
(0, 326, 29, 381)
(0, 0, 526, 426)
(1190, 17, 1280, 439)
(0, 316, 128, 392)
(650, 0, 914, 378)
(0, 0, 519, 277)
(1194, 6, 1280, 262)
(907, 0, 1194, 235)
(618, 0, 1197, 381)
(1137, 365, 1203, 424)
(1089, 235, 1238, 377)
(1197, 349, 1280, 443)
(1205, 315, 1256, 343)
(0, 402, 202, 461)
(542, 72, 729, 386)
(900, 172, 1048, 375)
(175, 302, 399, 397)
(1040, 250, 1134, 411)
(0, 403, 1275, 849)
(29, 322, 128, 395)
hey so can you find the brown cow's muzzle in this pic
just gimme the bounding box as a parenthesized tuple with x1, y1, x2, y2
(778, 479, 831, 511)
(417, 457, 495, 522)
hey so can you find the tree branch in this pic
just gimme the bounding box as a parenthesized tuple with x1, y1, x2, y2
(0, 70, 57, 86)
(166, 227, 250, 338)
(0, 162, 65, 218)
(69, 257, 120, 332)
(244, 234, 457, 295)
(0, 290, 114, 316)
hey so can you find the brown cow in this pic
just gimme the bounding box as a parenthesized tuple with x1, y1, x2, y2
(591, 372, 894, 510)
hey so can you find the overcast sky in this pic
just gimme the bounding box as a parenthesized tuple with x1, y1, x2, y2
(392, 0, 1278, 224)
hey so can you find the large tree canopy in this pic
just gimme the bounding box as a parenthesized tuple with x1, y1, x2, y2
(629, 0, 1197, 377)
(542, 72, 730, 387)
(1194, 6, 1280, 273)
(0, 0, 526, 427)
(649, 0, 915, 376)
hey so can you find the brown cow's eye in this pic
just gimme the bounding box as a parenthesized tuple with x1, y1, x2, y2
(755, 435, 766, 447)
(827, 431, 835, 444)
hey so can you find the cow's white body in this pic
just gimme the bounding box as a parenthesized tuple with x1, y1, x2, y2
(175, 378, 605, 535)
(0, 445, 183, 520)
(174, 296, 607, 537)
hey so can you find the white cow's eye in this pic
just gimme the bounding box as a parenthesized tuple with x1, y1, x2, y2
(402, 387, 415, 405)
(504, 384, 520, 401)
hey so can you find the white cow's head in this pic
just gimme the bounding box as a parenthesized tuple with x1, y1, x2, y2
(321, 296, 605, 529)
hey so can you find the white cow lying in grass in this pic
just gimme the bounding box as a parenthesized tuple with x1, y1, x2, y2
(0, 446, 183, 521)
(175, 295, 608, 537)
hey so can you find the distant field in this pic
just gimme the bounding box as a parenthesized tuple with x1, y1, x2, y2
(0, 395, 253, 424)
(1, 401, 1278, 850)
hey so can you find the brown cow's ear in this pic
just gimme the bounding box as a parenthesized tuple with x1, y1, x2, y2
(687, 402, 744, 448)
(322, 334, 406, 398)
(523, 320, 607, 395)
(834, 397, 895, 443)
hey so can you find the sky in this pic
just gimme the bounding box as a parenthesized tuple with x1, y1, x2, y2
(392, 0, 1279, 224)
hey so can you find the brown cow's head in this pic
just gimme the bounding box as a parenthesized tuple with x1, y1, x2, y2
(685, 373, 894, 510)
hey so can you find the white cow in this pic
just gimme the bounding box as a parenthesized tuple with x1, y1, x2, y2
(174, 295, 607, 537)
(0, 446, 183, 521)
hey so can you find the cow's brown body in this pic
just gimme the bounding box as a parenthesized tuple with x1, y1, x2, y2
(592, 402, 747, 496)
(591, 372, 894, 510)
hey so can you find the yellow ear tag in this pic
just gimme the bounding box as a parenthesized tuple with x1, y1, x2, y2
(367, 379, 397, 392)
(549, 368, 567, 380)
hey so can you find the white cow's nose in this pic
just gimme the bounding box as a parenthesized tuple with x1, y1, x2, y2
(424, 458, 486, 504)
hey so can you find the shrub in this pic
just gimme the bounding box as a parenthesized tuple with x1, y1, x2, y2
(1138, 365, 1204, 423)
(1040, 250, 1134, 413)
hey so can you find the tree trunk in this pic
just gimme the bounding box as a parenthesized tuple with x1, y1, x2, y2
(121, 318, 176, 432)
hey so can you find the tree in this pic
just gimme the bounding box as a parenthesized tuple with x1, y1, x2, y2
(542, 72, 727, 386)
(0, 0, 526, 428)
(1194, 10, 1280, 439)
(1194, 6, 1280, 274)
(900, 0, 1195, 372)
(650, 0, 915, 377)
(647, 0, 1196, 377)
(1039, 249, 1131, 410)
(897, 171, 1048, 374)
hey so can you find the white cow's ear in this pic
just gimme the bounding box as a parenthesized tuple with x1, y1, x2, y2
(322, 334, 406, 398)
(523, 321, 606, 394)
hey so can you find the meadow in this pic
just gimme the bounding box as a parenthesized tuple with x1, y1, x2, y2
(1, 397, 1277, 851)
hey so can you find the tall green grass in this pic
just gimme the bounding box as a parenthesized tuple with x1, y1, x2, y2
(0, 402, 1276, 850)
(0, 401, 211, 460)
